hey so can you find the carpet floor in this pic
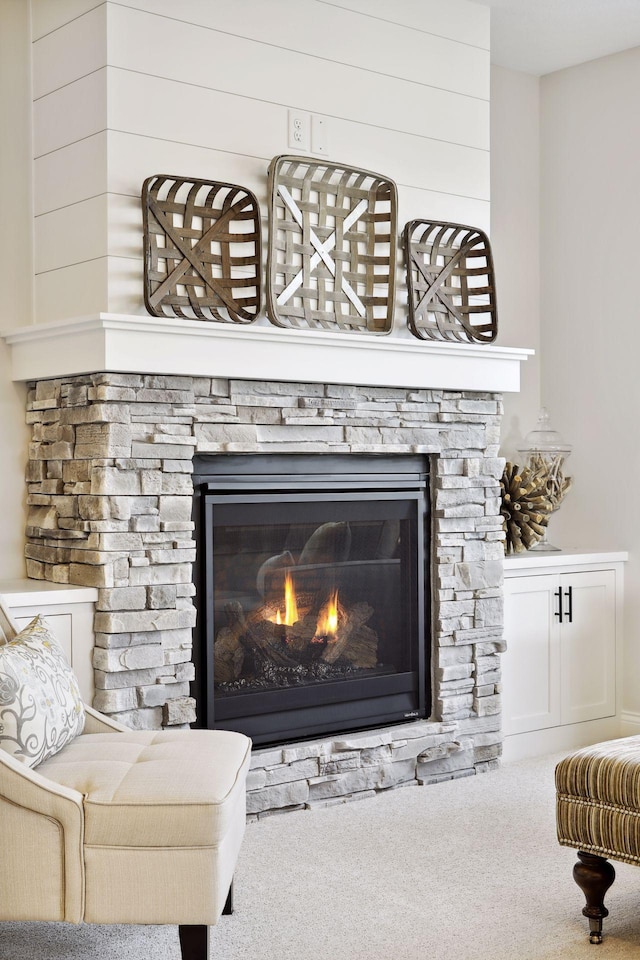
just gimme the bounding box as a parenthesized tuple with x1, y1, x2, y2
(2, 750, 640, 959)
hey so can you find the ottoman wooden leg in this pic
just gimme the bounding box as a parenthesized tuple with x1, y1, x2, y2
(179, 925, 209, 960)
(573, 851, 616, 944)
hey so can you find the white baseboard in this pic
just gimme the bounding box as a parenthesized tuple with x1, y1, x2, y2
(502, 716, 623, 763)
(620, 712, 640, 736)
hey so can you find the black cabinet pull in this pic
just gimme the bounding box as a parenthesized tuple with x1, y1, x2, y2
(564, 586, 573, 623)
(554, 587, 563, 622)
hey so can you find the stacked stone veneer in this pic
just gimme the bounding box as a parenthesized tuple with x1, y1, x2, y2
(24, 373, 505, 808)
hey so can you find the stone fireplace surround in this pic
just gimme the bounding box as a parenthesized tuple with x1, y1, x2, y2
(23, 367, 506, 815)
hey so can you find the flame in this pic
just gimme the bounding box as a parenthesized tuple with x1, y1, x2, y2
(268, 572, 299, 627)
(316, 589, 339, 638)
(283, 572, 299, 626)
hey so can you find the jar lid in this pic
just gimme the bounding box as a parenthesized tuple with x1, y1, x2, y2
(518, 407, 571, 456)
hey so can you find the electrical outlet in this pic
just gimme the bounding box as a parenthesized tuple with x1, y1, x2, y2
(288, 110, 310, 150)
(311, 115, 329, 155)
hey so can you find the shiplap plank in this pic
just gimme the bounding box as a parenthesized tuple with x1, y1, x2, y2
(35, 258, 108, 323)
(104, 71, 488, 200)
(324, 114, 489, 200)
(107, 131, 491, 214)
(33, 69, 106, 157)
(110, 0, 489, 101)
(33, 4, 106, 99)
(107, 8, 488, 150)
(35, 195, 107, 274)
(322, 0, 490, 49)
(34, 132, 107, 215)
(398, 185, 490, 235)
(31, 0, 103, 41)
(107, 132, 268, 202)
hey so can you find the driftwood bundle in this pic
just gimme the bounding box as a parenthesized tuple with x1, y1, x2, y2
(500, 461, 554, 554)
(527, 451, 573, 509)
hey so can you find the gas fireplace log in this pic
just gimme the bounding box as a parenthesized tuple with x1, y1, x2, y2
(241, 619, 299, 667)
(322, 602, 375, 664)
(340, 623, 378, 669)
(213, 601, 247, 683)
(286, 616, 319, 656)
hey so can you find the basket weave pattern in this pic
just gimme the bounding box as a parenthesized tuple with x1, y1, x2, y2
(405, 220, 497, 343)
(267, 156, 397, 333)
(143, 174, 261, 323)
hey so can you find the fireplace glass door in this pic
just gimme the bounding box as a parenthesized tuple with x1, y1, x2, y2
(193, 455, 429, 745)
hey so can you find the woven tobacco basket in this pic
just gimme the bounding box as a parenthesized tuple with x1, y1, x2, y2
(404, 219, 497, 343)
(142, 174, 262, 323)
(266, 155, 397, 334)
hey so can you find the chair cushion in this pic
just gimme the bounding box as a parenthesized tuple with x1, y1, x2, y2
(0, 616, 85, 767)
(39, 729, 251, 848)
(556, 735, 640, 865)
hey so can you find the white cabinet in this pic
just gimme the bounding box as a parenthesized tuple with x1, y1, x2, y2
(0, 580, 97, 703)
(502, 552, 625, 755)
(502, 574, 561, 735)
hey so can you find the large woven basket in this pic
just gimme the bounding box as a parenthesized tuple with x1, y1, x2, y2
(267, 155, 397, 334)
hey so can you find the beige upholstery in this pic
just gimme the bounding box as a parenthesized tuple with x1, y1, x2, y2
(0, 596, 251, 930)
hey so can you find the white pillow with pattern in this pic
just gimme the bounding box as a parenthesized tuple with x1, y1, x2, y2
(0, 616, 85, 767)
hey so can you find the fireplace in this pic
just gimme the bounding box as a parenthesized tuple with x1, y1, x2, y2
(12, 364, 511, 814)
(193, 455, 430, 745)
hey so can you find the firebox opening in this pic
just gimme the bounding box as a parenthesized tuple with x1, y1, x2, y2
(192, 454, 431, 746)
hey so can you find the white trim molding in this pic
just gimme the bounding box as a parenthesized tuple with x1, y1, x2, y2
(620, 712, 640, 736)
(2, 314, 533, 392)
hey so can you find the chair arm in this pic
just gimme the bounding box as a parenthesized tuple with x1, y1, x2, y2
(0, 749, 85, 922)
(83, 703, 130, 734)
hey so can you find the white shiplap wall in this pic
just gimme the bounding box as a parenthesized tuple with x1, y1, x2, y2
(31, 0, 490, 324)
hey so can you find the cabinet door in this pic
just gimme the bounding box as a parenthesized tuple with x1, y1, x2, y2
(502, 575, 561, 735)
(560, 570, 616, 725)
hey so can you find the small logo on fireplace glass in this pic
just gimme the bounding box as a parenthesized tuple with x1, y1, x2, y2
(404, 711, 420, 719)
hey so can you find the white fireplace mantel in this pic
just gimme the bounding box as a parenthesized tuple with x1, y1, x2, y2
(3, 314, 533, 392)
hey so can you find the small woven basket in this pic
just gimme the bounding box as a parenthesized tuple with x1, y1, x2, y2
(405, 219, 497, 343)
(142, 174, 262, 323)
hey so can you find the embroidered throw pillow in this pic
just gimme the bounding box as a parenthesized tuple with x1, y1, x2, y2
(0, 616, 85, 767)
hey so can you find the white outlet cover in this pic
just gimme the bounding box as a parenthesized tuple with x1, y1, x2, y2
(288, 109, 310, 151)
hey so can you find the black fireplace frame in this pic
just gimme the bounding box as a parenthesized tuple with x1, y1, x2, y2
(192, 454, 431, 746)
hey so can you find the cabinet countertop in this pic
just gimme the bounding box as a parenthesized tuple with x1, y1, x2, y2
(504, 549, 628, 572)
(0, 579, 98, 606)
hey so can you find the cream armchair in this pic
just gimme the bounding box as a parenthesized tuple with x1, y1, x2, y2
(0, 598, 251, 960)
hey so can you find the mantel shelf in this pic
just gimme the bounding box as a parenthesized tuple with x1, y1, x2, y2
(2, 314, 533, 392)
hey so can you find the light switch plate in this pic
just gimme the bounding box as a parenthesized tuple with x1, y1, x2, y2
(311, 115, 329, 155)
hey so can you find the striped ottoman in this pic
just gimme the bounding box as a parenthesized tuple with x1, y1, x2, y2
(556, 737, 640, 943)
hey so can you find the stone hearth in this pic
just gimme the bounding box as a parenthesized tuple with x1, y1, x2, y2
(24, 371, 505, 814)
